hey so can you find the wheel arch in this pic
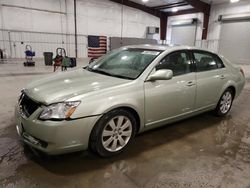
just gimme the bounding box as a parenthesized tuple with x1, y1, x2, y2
(220, 81, 237, 100)
(116, 106, 141, 134)
(227, 86, 236, 99)
(90, 105, 142, 138)
(102, 105, 142, 134)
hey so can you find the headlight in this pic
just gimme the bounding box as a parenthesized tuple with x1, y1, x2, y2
(39, 101, 81, 120)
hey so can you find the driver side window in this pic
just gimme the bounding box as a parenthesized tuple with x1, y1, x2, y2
(156, 51, 191, 76)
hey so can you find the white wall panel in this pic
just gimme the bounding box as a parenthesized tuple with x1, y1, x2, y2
(1, 0, 31, 7)
(0, 31, 3, 41)
(30, 0, 65, 12)
(31, 11, 66, 33)
(1, 6, 66, 33)
(69, 0, 160, 38)
(0, 0, 160, 58)
(122, 22, 146, 38)
(2, 7, 33, 31)
(1, 0, 65, 12)
(0, 5, 3, 29)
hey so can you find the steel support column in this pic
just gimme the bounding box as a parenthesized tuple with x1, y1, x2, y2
(160, 14, 168, 41)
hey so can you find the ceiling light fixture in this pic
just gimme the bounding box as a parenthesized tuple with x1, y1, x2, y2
(142, 0, 149, 2)
(172, 7, 178, 12)
(230, 0, 240, 3)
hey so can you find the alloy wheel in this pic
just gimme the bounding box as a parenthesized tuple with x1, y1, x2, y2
(101, 115, 132, 152)
(220, 91, 232, 114)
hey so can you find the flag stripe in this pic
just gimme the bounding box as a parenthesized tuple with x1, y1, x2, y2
(88, 47, 106, 50)
(88, 51, 106, 53)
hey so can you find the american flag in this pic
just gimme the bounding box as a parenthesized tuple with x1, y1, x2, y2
(88, 35, 107, 58)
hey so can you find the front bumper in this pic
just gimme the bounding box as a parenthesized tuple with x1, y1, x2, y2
(15, 104, 101, 155)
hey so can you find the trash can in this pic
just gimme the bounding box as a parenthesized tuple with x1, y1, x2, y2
(0, 49, 3, 59)
(43, 52, 53, 66)
(69, 57, 77, 67)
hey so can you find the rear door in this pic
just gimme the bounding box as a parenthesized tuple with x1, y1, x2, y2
(192, 50, 228, 110)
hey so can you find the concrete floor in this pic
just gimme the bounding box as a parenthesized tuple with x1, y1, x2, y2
(0, 59, 250, 188)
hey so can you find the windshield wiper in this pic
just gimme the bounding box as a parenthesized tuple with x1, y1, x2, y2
(110, 74, 134, 80)
(88, 68, 113, 77)
(83, 66, 88, 69)
(86, 67, 133, 80)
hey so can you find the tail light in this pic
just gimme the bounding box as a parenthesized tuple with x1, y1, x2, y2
(240, 68, 245, 77)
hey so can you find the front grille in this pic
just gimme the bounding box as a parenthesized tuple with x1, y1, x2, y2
(19, 93, 40, 117)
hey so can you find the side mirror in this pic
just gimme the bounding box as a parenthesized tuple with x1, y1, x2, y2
(147, 69, 173, 81)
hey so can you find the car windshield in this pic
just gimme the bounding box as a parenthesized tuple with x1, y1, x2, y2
(86, 48, 162, 80)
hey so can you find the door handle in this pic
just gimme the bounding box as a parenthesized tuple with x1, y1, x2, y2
(186, 81, 196, 87)
(220, 75, 225, 79)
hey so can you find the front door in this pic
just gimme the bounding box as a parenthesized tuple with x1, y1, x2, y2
(144, 50, 196, 126)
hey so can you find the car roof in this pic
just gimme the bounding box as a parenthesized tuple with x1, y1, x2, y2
(124, 44, 216, 54)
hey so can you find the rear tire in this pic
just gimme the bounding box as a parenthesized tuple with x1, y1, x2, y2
(215, 88, 234, 116)
(89, 109, 137, 157)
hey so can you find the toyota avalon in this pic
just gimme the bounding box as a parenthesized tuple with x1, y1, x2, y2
(15, 45, 245, 157)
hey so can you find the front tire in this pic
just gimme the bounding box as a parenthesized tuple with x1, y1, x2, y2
(215, 88, 234, 116)
(89, 109, 137, 157)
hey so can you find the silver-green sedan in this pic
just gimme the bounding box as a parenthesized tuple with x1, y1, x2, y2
(15, 45, 245, 157)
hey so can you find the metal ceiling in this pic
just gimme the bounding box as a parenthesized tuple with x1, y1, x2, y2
(162, 5, 193, 12)
(131, 0, 241, 6)
(129, 0, 185, 7)
(128, 0, 214, 13)
(201, 0, 232, 4)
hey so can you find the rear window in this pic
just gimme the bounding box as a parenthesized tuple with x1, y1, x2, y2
(193, 51, 225, 72)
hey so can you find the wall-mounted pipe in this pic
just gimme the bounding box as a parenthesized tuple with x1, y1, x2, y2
(74, 0, 78, 58)
(1, 4, 66, 14)
(218, 12, 250, 22)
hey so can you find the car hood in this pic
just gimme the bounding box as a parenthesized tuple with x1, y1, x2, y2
(24, 69, 130, 105)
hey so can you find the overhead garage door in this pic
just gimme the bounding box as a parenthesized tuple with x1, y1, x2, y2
(171, 24, 197, 46)
(219, 21, 250, 65)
